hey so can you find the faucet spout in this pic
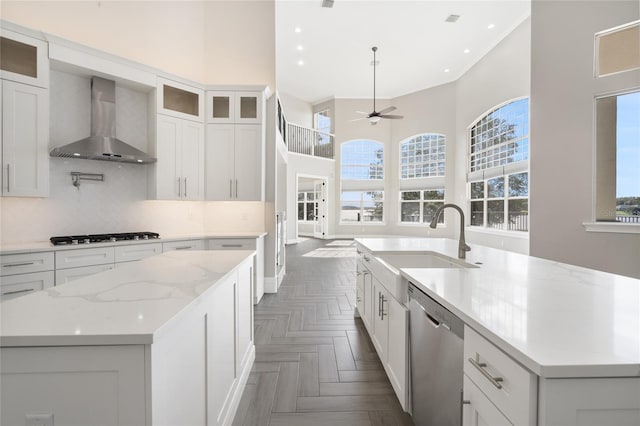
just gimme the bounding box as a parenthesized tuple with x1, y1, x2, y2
(429, 203, 471, 259)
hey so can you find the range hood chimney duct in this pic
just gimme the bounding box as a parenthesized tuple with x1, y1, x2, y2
(50, 77, 156, 164)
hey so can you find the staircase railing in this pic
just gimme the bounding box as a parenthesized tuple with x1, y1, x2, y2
(287, 123, 335, 159)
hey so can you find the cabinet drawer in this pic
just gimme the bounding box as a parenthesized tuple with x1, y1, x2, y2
(162, 239, 204, 252)
(0, 271, 54, 300)
(1, 251, 54, 276)
(208, 238, 256, 250)
(55, 247, 115, 269)
(115, 243, 162, 263)
(464, 326, 536, 426)
(55, 264, 114, 285)
(463, 374, 511, 426)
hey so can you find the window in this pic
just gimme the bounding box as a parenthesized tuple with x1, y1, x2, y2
(400, 134, 445, 179)
(341, 140, 385, 223)
(340, 191, 384, 222)
(595, 90, 640, 224)
(341, 140, 383, 180)
(400, 189, 445, 224)
(314, 109, 331, 134)
(297, 191, 316, 222)
(468, 98, 529, 232)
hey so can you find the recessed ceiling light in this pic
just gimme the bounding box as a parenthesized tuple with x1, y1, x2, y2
(444, 68, 450, 73)
(297, 45, 304, 51)
(464, 49, 470, 54)
(488, 24, 495, 30)
(295, 27, 302, 33)
(445, 14, 461, 23)
(298, 60, 305, 66)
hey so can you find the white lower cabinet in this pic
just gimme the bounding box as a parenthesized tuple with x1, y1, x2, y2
(1, 251, 54, 300)
(1, 256, 255, 426)
(114, 243, 162, 263)
(0, 271, 54, 300)
(463, 375, 511, 426)
(162, 239, 204, 252)
(55, 264, 114, 285)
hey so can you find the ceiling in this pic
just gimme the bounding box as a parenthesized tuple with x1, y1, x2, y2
(276, 1, 531, 104)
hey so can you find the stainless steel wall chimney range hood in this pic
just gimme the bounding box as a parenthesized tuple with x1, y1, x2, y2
(50, 77, 156, 164)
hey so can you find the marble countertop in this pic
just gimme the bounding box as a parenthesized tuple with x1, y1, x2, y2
(355, 238, 640, 378)
(0, 232, 267, 255)
(0, 250, 255, 347)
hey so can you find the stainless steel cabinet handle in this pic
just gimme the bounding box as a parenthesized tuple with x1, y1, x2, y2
(380, 295, 387, 319)
(378, 292, 382, 317)
(364, 256, 370, 262)
(221, 244, 242, 248)
(3, 262, 36, 268)
(468, 357, 504, 389)
(6, 163, 10, 193)
(177, 177, 182, 197)
(229, 179, 233, 198)
(184, 177, 187, 198)
(174, 246, 192, 250)
(3, 288, 34, 296)
(235, 179, 238, 198)
(356, 250, 362, 255)
(362, 270, 369, 276)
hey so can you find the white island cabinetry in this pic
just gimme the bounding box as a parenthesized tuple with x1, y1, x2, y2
(1, 250, 256, 426)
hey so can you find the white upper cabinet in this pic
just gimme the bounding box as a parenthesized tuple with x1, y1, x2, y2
(157, 77, 204, 122)
(206, 91, 262, 124)
(1, 80, 49, 197)
(0, 29, 49, 88)
(152, 115, 204, 201)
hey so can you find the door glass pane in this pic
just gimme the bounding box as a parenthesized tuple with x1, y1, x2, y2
(298, 203, 304, 220)
(0, 37, 37, 78)
(212, 96, 230, 118)
(487, 200, 504, 228)
(163, 85, 199, 116)
(306, 203, 315, 221)
(240, 96, 257, 119)
(470, 201, 484, 226)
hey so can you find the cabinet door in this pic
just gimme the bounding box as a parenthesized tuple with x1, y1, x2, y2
(207, 274, 237, 425)
(157, 77, 203, 122)
(2, 80, 49, 197)
(236, 261, 254, 373)
(0, 29, 49, 88)
(362, 269, 373, 332)
(234, 124, 263, 201)
(463, 375, 511, 426)
(181, 120, 204, 200)
(155, 115, 181, 200)
(207, 91, 235, 124)
(205, 124, 235, 200)
(387, 294, 408, 410)
(371, 280, 389, 363)
(234, 92, 262, 124)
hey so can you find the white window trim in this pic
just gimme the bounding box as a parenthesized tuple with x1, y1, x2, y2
(583, 222, 640, 234)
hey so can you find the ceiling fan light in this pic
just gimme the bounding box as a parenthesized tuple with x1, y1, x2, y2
(369, 116, 381, 123)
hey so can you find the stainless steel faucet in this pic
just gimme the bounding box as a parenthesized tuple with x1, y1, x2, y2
(429, 203, 471, 259)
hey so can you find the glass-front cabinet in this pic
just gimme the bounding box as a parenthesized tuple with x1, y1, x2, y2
(157, 77, 204, 122)
(206, 91, 262, 124)
(0, 29, 49, 88)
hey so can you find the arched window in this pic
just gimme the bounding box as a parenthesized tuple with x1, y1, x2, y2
(340, 140, 384, 223)
(467, 98, 530, 232)
(400, 133, 445, 179)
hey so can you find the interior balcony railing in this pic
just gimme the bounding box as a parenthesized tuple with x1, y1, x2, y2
(287, 123, 335, 159)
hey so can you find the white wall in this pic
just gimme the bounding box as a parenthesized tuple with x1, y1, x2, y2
(279, 92, 313, 127)
(530, 1, 640, 278)
(454, 17, 531, 255)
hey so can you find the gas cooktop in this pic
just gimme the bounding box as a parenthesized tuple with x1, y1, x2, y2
(50, 232, 160, 246)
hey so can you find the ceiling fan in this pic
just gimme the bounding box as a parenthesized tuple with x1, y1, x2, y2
(352, 46, 403, 125)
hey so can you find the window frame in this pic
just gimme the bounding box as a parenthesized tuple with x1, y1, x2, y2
(398, 189, 445, 226)
(399, 133, 446, 180)
(469, 173, 529, 232)
(339, 190, 385, 224)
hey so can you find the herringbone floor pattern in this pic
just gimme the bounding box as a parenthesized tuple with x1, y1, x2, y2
(232, 238, 414, 426)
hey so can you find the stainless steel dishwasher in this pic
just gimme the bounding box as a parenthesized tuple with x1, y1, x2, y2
(408, 282, 464, 426)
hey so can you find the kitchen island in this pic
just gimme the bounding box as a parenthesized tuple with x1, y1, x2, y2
(1, 249, 256, 426)
(355, 237, 640, 426)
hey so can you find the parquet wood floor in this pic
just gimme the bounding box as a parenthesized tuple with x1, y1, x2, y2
(232, 238, 414, 426)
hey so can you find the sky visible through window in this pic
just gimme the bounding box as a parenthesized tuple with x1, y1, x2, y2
(617, 92, 640, 197)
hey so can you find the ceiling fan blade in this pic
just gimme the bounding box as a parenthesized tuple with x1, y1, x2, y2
(355, 111, 371, 115)
(377, 106, 397, 115)
(350, 117, 369, 122)
(380, 114, 404, 119)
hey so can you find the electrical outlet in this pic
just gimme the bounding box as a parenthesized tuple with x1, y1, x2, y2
(25, 413, 54, 426)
